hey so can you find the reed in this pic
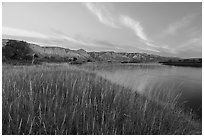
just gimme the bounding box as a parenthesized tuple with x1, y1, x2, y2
(2, 63, 201, 135)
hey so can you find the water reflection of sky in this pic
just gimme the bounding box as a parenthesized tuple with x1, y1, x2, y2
(96, 64, 202, 118)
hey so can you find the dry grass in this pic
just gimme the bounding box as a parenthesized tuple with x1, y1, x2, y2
(2, 63, 201, 135)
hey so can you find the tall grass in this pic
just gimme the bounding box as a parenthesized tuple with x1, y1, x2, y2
(2, 64, 201, 135)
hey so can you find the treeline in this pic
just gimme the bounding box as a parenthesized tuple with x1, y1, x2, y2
(160, 58, 202, 67)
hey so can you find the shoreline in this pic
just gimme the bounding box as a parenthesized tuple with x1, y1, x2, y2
(161, 62, 202, 67)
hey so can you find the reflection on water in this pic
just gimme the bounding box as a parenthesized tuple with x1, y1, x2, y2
(96, 63, 202, 118)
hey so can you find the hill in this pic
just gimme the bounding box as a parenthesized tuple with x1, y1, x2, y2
(2, 39, 180, 64)
(2, 39, 93, 64)
(88, 52, 179, 63)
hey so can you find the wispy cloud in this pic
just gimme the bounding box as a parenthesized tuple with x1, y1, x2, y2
(2, 26, 124, 51)
(84, 3, 118, 28)
(2, 26, 49, 39)
(138, 47, 160, 53)
(164, 15, 195, 35)
(160, 37, 202, 55)
(83, 4, 171, 53)
(2, 26, 95, 48)
(52, 29, 122, 49)
(119, 15, 162, 52)
(93, 39, 133, 50)
(93, 40, 117, 47)
(120, 15, 148, 41)
(52, 31, 98, 48)
(177, 37, 201, 51)
(144, 41, 160, 48)
(61, 35, 91, 46)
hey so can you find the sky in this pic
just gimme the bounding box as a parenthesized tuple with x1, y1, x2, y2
(2, 2, 202, 58)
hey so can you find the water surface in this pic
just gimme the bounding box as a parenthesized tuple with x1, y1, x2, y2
(96, 63, 202, 118)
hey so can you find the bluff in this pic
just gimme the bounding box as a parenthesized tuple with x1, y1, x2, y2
(2, 39, 180, 64)
(2, 39, 93, 64)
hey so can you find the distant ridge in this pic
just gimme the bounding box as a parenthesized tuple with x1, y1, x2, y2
(2, 39, 181, 64)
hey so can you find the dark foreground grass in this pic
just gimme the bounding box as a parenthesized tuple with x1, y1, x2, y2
(2, 64, 201, 135)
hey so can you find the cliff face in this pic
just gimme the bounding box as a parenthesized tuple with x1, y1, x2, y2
(2, 39, 180, 64)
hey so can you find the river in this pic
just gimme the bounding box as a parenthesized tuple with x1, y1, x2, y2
(95, 63, 202, 118)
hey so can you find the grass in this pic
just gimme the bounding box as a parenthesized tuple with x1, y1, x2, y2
(2, 63, 202, 135)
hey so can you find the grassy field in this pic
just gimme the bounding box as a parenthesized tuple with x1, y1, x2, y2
(2, 63, 201, 135)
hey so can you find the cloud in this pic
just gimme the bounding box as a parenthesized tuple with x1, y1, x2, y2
(119, 15, 163, 52)
(54, 30, 130, 50)
(53, 29, 120, 49)
(84, 4, 167, 53)
(155, 14, 201, 55)
(93, 40, 117, 47)
(2, 26, 49, 39)
(161, 37, 202, 55)
(119, 15, 191, 54)
(164, 15, 195, 35)
(2, 26, 123, 51)
(138, 47, 160, 53)
(93, 39, 134, 51)
(177, 37, 201, 51)
(2, 26, 96, 48)
(120, 15, 148, 41)
(84, 3, 118, 28)
(144, 41, 160, 48)
(61, 35, 90, 46)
